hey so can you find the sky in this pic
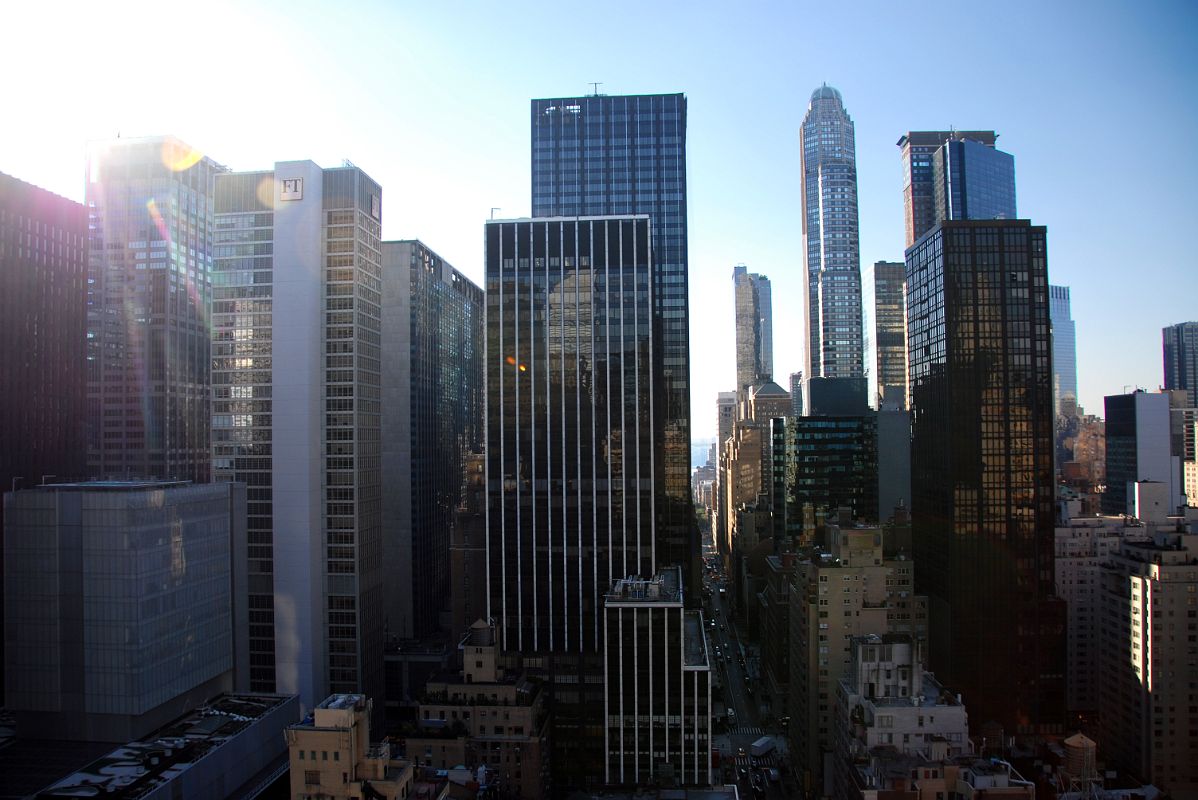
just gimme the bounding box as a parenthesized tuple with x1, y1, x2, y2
(3, 0, 1196, 441)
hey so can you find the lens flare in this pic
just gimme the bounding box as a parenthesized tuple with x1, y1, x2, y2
(256, 176, 274, 208)
(160, 139, 204, 172)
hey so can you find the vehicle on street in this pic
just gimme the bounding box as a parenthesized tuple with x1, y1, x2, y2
(727, 707, 736, 722)
(750, 735, 775, 757)
(767, 768, 781, 782)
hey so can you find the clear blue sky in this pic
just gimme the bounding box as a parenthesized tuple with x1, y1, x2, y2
(4, 0, 1195, 440)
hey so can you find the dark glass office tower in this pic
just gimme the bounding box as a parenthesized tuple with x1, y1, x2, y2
(0, 172, 88, 704)
(86, 137, 223, 483)
(800, 85, 863, 384)
(530, 94, 695, 601)
(897, 131, 1002, 248)
(486, 216, 659, 786)
(907, 219, 1063, 735)
(1163, 321, 1198, 407)
(381, 240, 484, 641)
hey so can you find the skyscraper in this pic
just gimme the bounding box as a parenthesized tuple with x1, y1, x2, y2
(1050, 285, 1077, 417)
(907, 219, 1063, 734)
(485, 215, 660, 784)
(0, 172, 88, 704)
(863, 260, 907, 409)
(800, 85, 863, 384)
(932, 136, 1016, 227)
(86, 136, 223, 483)
(733, 265, 773, 404)
(1163, 321, 1198, 407)
(530, 93, 694, 601)
(212, 162, 385, 714)
(380, 241, 483, 642)
(897, 130, 1004, 248)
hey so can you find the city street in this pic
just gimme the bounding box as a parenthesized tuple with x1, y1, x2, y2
(701, 556, 799, 800)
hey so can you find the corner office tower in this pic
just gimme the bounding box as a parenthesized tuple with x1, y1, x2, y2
(485, 216, 664, 783)
(530, 93, 695, 601)
(211, 163, 385, 715)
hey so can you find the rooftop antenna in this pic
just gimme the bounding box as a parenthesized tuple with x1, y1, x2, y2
(589, 81, 603, 96)
(490, 207, 501, 220)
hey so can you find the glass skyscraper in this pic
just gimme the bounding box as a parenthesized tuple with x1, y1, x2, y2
(800, 85, 863, 384)
(1049, 285, 1077, 417)
(530, 93, 695, 601)
(86, 137, 224, 483)
(733, 265, 773, 405)
(897, 130, 1002, 248)
(485, 215, 660, 784)
(381, 240, 483, 641)
(907, 219, 1063, 735)
(933, 137, 1017, 227)
(1163, 321, 1198, 408)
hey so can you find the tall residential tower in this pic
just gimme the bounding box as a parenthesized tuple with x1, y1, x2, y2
(1050, 285, 1077, 417)
(800, 85, 863, 385)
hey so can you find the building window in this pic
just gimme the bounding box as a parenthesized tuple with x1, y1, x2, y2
(304, 770, 321, 785)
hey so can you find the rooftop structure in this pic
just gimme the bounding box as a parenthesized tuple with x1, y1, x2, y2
(35, 693, 298, 800)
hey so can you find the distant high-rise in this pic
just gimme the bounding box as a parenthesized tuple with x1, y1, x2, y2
(907, 219, 1063, 734)
(789, 371, 803, 417)
(212, 162, 385, 714)
(1102, 391, 1182, 516)
(1163, 321, 1198, 408)
(800, 85, 862, 382)
(381, 241, 483, 641)
(897, 130, 1011, 248)
(0, 172, 88, 705)
(86, 136, 224, 483)
(733, 265, 773, 405)
(863, 260, 907, 409)
(1050, 285, 1078, 417)
(485, 215, 661, 784)
(531, 92, 694, 602)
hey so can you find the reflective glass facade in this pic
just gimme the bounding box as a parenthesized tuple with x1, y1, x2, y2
(381, 240, 483, 640)
(800, 86, 863, 383)
(4, 481, 243, 741)
(897, 131, 999, 248)
(933, 138, 1017, 227)
(906, 219, 1063, 734)
(530, 94, 695, 601)
(485, 216, 658, 785)
(85, 137, 223, 483)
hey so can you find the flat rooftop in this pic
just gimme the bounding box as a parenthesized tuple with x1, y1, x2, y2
(35, 694, 292, 799)
(36, 480, 192, 492)
(684, 611, 708, 667)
